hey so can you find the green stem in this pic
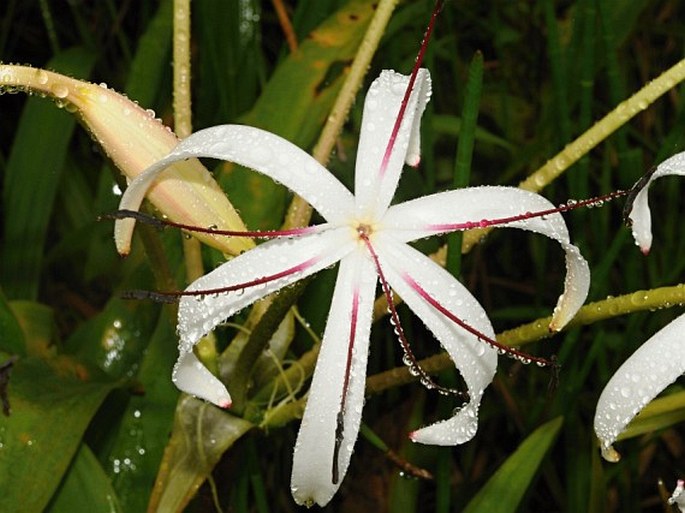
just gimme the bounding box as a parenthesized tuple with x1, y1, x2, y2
(462, 57, 685, 253)
(172, 0, 216, 372)
(446, 51, 483, 277)
(366, 283, 685, 395)
(230, 280, 309, 415)
(283, 0, 399, 229)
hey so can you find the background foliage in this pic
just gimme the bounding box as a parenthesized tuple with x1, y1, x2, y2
(0, 1, 683, 512)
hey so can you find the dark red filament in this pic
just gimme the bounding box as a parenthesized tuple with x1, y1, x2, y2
(107, 209, 319, 238)
(359, 231, 470, 398)
(403, 274, 554, 368)
(122, 257, 319, 303)
(332, 288, 360, 485)
(623, 165, 658, 226)
(378, 0, 444, 178)
(425, 189, 628, 234)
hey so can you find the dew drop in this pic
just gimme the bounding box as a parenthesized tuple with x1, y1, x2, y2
(36, 70, 48, 85)
(51, 84, 69, 99)
(391, 82, 405, 95)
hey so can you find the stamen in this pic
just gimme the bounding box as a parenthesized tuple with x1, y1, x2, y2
(104, 209, 322, 238)
(332, 288, 360, 484)
(121, 257, 320, 303)
(359, 233, 469, 399)
(378, 0, 444, 178)
(622, 165, 658, 226)
(424, 189, 629, 233)
(403, 274, 556, 368)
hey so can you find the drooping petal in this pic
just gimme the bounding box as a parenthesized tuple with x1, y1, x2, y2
(354, 69, 431, 219)
(172, 351, 231, 408)
(626, 152, 685, 254)
(291, 249, 377, 507)
(175, 227, 355, 406)
(383, 186, 590, 330)
(594, 312, 685, 461)
(374, 235, 497, 445)
(115, 124, 356, 254)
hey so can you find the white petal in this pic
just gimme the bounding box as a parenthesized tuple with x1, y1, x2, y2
(374, 236, 497, 446)
(172, 351, 231, 408)
(383, 186, 590, 330)
(291, 250, 377, 507)
(594, 312, 685, 461)
(670, 480, 685, 511)
(115, 124, 355, 252)
(627, 152, 685, 254)
(178, 227, 354, 351)
(354, 69, 431, 219)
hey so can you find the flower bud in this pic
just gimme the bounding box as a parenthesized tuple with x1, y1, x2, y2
(0, 64, 253, 256)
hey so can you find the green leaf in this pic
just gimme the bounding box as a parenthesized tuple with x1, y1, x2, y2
(125, 0, 173, 107)
(64, 296, 157, 380)
(0, 291, 25, 355)
(0, 356, 116, 513)
(148, 396, 253, 513)
(103, 312, 179, 513)
(9, 300, 54, 356)
(194, 0, 263, 123)
(1, 47, 96, 300)
(463, 417, 564, 513)
(46, 443, 123, 513)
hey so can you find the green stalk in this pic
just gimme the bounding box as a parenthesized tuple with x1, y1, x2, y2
(366, 283, 685, 395)
(283, 0, 400, 229)
(446, 51, 483, 277)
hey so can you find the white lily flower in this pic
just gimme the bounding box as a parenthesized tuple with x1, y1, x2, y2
(626, 151, 685, 254)
(116, 68, 589, 506)
(595, 155, 685, 461)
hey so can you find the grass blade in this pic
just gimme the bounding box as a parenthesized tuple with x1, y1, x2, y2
(463, 417, 563, 513)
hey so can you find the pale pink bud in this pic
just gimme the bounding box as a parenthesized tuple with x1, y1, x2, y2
(0, 65, 252, 256)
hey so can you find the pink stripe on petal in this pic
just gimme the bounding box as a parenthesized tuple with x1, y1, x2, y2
(291, 251, 376, 507)
(422, 189, 627, 235)
(332, 288, 360, 484)
(379, 1, 442, 178)
(178, 227, 355, 352)
(186, 256, 320, 296)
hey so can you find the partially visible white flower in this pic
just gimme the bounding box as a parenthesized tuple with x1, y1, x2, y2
(626, 151, 685, 254)
(593, 312, 685, 461)
(670, 480, 685, 512)
(117, 68, 590, 506)
(595, 154, 685, 460)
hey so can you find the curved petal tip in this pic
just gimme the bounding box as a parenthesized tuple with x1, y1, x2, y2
(548, 243, 590, 331)
(409, 403, 479, 446)
(172, 350, 232, 408)
(600, 444, 621, 463)
(114, 217, 134, 256)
